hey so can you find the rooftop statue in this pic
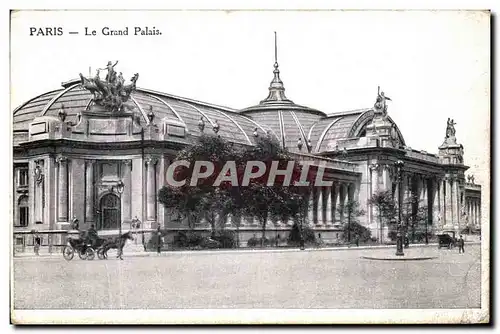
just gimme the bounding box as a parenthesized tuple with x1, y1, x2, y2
(79, 61, 139, 113)
(446, 118, 456, 138)
(374, 86, 391, 118)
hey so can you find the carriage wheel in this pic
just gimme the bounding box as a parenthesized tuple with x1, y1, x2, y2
(86, 248, 95, 261)
(97, 248, 105, 260)
(78, 249, 88, 260)
(63, 245, 74, 261)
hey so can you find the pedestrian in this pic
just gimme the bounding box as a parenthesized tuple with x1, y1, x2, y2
(458, 235, 465, 254)
(156, 225, 162, 255)
(34, 234, 41, 256)
(72, 216, 79, 230)
(276, 234, 280, 247)
(355, 236, 360, 247)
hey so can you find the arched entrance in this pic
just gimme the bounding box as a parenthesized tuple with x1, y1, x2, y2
(99, 193, 121, 230)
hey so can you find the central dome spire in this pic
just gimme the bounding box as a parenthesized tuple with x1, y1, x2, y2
(260, 32, 293, 104)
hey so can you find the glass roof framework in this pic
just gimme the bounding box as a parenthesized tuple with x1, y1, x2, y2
(12, 82, 405, 154)
(13, 85, 264, 147)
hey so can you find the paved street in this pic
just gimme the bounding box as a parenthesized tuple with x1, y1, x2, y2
(13, 245, 481, 309)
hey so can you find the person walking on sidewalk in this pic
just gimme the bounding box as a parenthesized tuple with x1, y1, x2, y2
(458, 235, 465, 254)
(156, 225, 163, 255)
(34, 234, 41, 256)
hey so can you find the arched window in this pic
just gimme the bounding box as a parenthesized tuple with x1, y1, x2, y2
(18, 196, 29, 227)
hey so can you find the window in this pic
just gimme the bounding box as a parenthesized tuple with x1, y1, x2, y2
(18, 168, 28, 187)
(18, 196, 29, 227)
(101, 162, 118, 180)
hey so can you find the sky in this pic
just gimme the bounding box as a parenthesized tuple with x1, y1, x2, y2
(10, 10, 489, 205)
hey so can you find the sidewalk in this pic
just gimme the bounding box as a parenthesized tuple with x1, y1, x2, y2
(13, 241, 481, 259)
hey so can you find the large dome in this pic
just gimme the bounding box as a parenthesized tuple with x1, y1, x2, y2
(240, 61, 325, 153)
(239, 61, 406, 154)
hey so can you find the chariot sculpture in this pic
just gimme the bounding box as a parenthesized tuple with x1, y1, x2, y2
(79, 61, 139, 113)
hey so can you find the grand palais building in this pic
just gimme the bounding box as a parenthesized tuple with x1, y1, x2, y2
(12, 55, 482, 248)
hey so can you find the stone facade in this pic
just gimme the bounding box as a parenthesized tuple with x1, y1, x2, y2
(12, 64, 482, 246)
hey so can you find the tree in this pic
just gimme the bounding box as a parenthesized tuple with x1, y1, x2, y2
(288, 221, 316, 246)
(237, 136, 310, 246)
(342, 221, 372, 243)
(339, 200, 365, 243)
(368, 190, 397, 243)
(158, 134, 310, 247)
(401, 194, 429, 243)
(158, 134, 239, 234)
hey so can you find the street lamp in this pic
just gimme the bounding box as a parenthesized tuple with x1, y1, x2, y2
(111, 180, 125, 256)
(395, 160, 405, 256)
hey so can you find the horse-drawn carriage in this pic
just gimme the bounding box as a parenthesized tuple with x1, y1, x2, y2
(63, 231, 134, 261)
(437, 230, 457, 249)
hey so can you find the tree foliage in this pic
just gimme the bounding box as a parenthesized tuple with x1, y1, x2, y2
(339, 200, 365, 243)
(342, 221, 372, 243)
(158, 135, 239, 232)
(368, 190, 397, 243)
(401, 194, 429, 243)
(158, 134, 312, 243)
(287, 221, 317, 246)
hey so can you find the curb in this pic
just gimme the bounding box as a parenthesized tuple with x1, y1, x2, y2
(361, 256, 438, 261)
(13, 242, 481, 260)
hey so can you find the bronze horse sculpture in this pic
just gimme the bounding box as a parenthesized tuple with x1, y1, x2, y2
(79, 72, 139, 112)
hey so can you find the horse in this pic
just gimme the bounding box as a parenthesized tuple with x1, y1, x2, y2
(99, 231, 134, 260)
(79, 73, 112, 101)
(121, 73, 139, 98)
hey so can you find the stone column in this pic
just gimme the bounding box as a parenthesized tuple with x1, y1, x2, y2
(57, 156, 68, 222)
(122, 159, 132, 223)
(470, 200, 474, 226)
(332, 183, 339, 225)
(470, 200, 476, 224)
(339, 183, 346, 224)
(431, 179, 439, 227)
(325, 187, 333, 226)
(477, 200, 481, 225)
(382, 165, 392, 192)
(446, 177, 453, 228)
(474, 201, 478, 226)
(370, 164, 380, 195)
(84, 160, 95, 223)
(145, 156, 158, 222)
(453, 178, 460, 231)
(467, 200, 471, 225)
(307, 188, 314, 225)
(316, 187, 324, 226)
(34, 160, 44, 224)
(440, 178, 446, 227)
(421, 177, 427, 204)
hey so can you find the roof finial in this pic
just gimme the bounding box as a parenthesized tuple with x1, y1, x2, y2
(259, 32, 293, 104)
(274, 31, 278, 68)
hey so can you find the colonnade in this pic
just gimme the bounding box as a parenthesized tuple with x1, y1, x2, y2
(306, 182, 358, 226)
(465, 197, 481, 227)
(367, 163, 469, 233)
